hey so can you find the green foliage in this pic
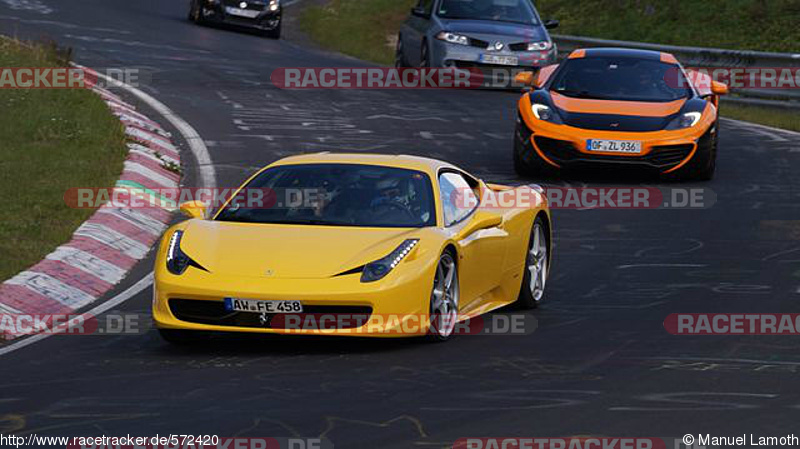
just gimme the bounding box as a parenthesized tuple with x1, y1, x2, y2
(0, 38, 127, 281)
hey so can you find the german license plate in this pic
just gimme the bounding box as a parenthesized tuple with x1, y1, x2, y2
(224, 298, 303, 314)
(479, 54, 519, 66)
(225, 7, 260, 18)
(586, 139, 642, 154)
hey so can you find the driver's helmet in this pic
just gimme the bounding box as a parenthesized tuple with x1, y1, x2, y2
(371, 178, 403, 207)
(377, 177, 401, 194)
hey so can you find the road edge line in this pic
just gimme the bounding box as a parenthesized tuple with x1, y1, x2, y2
(81, 65, 216, 188)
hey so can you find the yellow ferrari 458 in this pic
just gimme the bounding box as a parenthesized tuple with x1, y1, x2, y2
(153, 153, 552, 343)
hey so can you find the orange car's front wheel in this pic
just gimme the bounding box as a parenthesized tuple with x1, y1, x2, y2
(513, 119, 555, 178)
(674, 120, 719, 181)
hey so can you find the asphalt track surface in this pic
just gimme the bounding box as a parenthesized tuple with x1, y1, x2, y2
(2, 1, 800, 448)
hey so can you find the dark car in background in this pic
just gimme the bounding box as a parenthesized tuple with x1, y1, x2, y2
(396, 0, 558, 82)
(189, 0, 282, 38)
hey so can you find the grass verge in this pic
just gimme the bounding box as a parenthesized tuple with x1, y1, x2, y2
(298, 0, 800, 132)
(298, 0, 415, 65)
(536, 0, 800, 54)
(721, 103, 800, 133)
(299, 0, 800, 65)
(0, 37, 127, 281)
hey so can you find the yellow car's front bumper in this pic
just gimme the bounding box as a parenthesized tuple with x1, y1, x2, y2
(153, 254, 438, 338)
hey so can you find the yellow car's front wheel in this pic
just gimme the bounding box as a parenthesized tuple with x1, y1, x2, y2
(427, 251, 459, 342)
(517, 217, 549, 309)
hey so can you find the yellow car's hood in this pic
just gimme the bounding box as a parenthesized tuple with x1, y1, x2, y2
(179, 219, 420, 279)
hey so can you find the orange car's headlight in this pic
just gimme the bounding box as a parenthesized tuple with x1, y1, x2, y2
(665, 111, 702, 130)
(530, 102, 563, 124)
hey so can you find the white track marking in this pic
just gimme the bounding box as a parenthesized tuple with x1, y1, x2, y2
(127, 143, 180, 167)
(0, 303, 22, 314)
(1, 0, 53, 14)
(126, 127, 177, 151)
(6, 272, 95, 309)
(82, 64, 216, 188)
(95, 208, 167, 236)
(123, 161, 178, 188)
(367, 114, 448, 122)
(0, 274, 154, 356)
(45, 247, 127, 285)
(116, 112, 169, 136)
(73, 223, 150, 259)
(617, 263, 707, 269)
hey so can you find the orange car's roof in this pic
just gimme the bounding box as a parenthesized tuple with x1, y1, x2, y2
(575, 47, 677, 63)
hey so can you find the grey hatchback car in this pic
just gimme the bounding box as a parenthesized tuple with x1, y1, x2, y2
(396, 0, 559, 73)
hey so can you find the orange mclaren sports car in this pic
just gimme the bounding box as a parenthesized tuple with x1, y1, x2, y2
(513, 48, 728, 180)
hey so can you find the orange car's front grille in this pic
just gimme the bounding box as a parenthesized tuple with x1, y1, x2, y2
(534, 136, 578, 158)
(648, 144, 695, 166)
(533, 136, 693, 170)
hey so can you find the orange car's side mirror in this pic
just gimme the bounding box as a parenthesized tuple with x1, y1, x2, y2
(514, 71, 539, 89)
(711, 81, 729, 95)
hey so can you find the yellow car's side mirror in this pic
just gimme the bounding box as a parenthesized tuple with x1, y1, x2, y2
(179, 200, 208, 220)
(457, 210, 503, 241)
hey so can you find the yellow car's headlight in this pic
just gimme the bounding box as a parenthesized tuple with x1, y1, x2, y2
(166, 230, 206, 275)
(361, 239, 419, 283)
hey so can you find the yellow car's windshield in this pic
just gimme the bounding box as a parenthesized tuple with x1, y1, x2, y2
(216, 164, 437, 228)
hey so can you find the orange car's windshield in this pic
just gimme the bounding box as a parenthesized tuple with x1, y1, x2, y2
(550, 57, 692, 103)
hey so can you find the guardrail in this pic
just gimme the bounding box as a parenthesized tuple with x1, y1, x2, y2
(552, 34, 800, 109)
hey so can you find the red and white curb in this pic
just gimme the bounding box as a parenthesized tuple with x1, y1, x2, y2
(0, 83, 181, 340)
